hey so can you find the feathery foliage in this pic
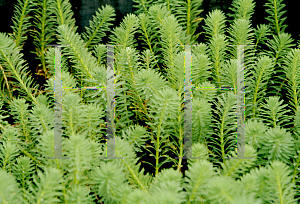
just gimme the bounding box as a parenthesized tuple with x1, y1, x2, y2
(53, 0, 76, 29)
(264, 0, 288, 36)
(30, 0, 57, 78)
(10, 0, 34, 49)
(0, 33, 39, 104)
(82, 5, 115, 50)
(227, 0, 255, 23)
(1, 0, 300, 203)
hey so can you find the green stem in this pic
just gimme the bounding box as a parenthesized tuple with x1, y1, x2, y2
(140, 16, 161, 71)
(187, 0, 191, 35)
(273, 0, 280, 35)
(0, 64, 13, 101)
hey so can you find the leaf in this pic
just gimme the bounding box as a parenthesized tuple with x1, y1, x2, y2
(82, 5, 115, 50)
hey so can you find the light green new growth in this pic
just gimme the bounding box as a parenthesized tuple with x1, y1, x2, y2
(0, 0, 300, 203)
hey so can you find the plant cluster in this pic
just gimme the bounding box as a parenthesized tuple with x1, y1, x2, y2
(0, 0, 300, 203)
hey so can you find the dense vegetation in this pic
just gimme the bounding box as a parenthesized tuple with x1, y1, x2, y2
(0, 0, 300, 203)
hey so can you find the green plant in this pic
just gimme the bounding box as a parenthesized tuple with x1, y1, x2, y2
(0, 0, 300, 203)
